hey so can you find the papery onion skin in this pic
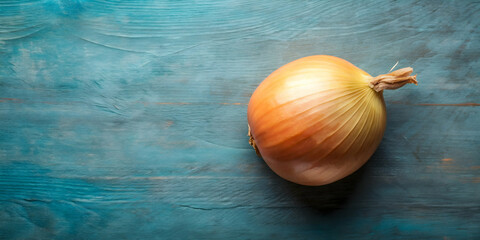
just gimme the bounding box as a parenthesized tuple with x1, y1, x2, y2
(248, 55, 416, 186)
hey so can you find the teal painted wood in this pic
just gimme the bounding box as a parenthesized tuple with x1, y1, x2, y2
(1, 0, 479, 239)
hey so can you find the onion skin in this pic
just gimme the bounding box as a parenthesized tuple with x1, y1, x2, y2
(248, 55, 406, 186)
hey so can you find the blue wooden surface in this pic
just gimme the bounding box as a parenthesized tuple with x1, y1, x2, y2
(1, 0, 479, 239)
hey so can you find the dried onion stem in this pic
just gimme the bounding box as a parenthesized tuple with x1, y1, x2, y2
(369, 67, 418, 92)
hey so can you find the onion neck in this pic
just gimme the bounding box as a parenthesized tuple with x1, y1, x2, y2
(368, 67, 417, 92)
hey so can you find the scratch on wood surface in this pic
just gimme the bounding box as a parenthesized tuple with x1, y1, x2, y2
(427, 158, 480, 176)
(416, 103, 480, 106)
(470, 177, 480, 183)
(153, 102, 191, 105)
(176, 204, 312, 211)
(178, 204, 244, 211)
(76, 35, 152, 54)
(145, 102, 247, 106)
(66, 176, 268, 180)
(157, 43, 202, 57)
(3, 99, 478, 107)
(390, 101, 480, 106)
(0, 98, 23, 102)
(0, 99, 248, 106)
(221, 102, 244, 105)
(0, 25, 46, 41)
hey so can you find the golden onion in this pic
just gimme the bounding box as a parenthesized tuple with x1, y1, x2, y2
(247, 55, 417, 186)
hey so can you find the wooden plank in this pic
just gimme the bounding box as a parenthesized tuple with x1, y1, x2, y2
(1, 0, 479, 239)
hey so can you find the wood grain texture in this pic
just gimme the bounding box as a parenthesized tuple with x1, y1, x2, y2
(1, 0, 479, 239)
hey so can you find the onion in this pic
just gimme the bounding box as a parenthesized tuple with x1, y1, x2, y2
(247, 55, 417, 186)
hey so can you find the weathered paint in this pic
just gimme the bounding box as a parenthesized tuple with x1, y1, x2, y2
(1, 0, 479, 239)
